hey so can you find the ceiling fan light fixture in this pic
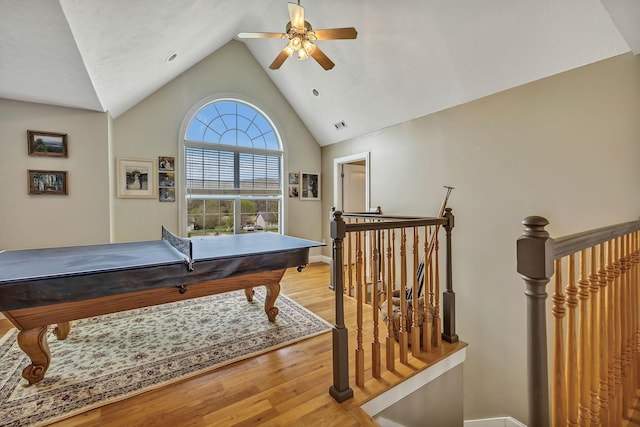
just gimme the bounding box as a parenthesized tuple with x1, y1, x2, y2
(288, 36, 302, 50)
(297, 48, 308, 60)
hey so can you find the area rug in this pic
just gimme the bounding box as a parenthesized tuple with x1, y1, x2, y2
(0, 289, 332, 426)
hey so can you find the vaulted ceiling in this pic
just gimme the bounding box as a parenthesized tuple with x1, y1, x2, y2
(0, 0, 637, 146)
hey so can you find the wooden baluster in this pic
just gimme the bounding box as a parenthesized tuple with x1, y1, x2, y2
(621, 234, 631, 415)
(399, 228, 409, 364)
(631, 232, 639, 393)
(347, 229, 353, 297)
(577, 249, 592, 425)
(366, 229, 373, 305)
(566, 254, 579, 427)
(361, 230, 367, 306)
(629, 232, 637, 408)
(597, 242, 610, 423)
(411, 228, 421, 356)
(627, 233, 637, 412)
(392, 229, 396, 296)
(634, 231, 640, 390)
(626, 233, 637, 413)
(552, 258, 568, 426)
(433, 229, 442, 348)
(606, 239, 617, 427)
(355, 231, 365, 387)
(613, 237, 623, 423)
(588, 245, 601, 426)
(423, 226, 433, 353)
(385, 229, 395, 371)
(371, 230, 381, 378)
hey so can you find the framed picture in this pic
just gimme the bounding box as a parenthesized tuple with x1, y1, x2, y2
(300, 172, 320, 201)
(159, 187, 175, 202)
(159, 172, 175, 187)
(159, 156, 174, 171)
(28, 170, 68, 195)
(288, 172, 299, 185)
(116, 157, 156, 199)
(27, 130, 68, 157)
(288, 185, 299, 198)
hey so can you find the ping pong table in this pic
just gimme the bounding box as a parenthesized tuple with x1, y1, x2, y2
(0, 227, 323, 385)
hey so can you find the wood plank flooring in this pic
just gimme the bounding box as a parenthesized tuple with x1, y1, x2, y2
(0, 263, 466, 426)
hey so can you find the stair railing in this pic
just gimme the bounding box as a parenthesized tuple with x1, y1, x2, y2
(329, 208, 456, 402)
(517, 216, 640, 427)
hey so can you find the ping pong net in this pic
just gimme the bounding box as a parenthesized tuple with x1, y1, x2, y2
(162, 226, 194, 270)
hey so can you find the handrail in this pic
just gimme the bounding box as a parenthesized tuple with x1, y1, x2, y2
(329, 208, 456, 402)
(516, 216, 640, 427)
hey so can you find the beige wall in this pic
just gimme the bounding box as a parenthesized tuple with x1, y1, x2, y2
(321, 52, 640, 422)
(0, 99, 110, 250)
(0, 41, 322, 252)
(112, 40, 323, 247)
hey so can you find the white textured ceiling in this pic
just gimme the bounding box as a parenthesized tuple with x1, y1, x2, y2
(0, 0, 636, 146)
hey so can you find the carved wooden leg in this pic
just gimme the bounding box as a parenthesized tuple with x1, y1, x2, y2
(54, 321, 71, 340)
(244, 287, 255, 302)
(17, 326, 50, 385)
(264, 282, 281, 322)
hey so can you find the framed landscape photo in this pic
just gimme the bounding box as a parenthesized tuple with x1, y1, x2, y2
(28, 170, 68, 195)
(27, 130, 68, 157)
(300, 172, 320, 201)
(116, 157, 156, 199)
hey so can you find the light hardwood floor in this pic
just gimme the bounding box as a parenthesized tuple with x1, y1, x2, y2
(0, 263, 466, 426)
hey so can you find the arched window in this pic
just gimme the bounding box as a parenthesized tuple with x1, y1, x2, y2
(182, 98, 283, 236)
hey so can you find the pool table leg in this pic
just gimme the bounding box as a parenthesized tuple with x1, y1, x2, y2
(17, 326, 50, 385)
(54, 321, 71, 340)
(264, 282, 280, 322)
(241, 269, 286, 322)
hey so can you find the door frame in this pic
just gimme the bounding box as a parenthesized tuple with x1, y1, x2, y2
(333, 152, 370, 212)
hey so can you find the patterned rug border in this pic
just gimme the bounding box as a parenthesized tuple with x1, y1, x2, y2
(0, 290, 332, 427)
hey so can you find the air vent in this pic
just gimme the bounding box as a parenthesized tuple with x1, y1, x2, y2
(334, 120, 347, 130)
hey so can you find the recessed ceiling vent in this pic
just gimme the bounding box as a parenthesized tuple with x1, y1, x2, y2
(334, 120, 347, 130)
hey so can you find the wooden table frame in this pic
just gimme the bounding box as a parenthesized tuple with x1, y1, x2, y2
(2, 269, 285, 385)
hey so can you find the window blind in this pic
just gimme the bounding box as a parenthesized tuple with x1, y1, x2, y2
(186, 147, 281, 195)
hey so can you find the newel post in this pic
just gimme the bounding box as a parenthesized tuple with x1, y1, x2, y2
(516, 216, 554, 427)
(442, 207, 458, 343)
(329, 210, 354, 402)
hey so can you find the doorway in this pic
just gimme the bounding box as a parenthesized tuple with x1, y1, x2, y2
(333, 152, 370, 213)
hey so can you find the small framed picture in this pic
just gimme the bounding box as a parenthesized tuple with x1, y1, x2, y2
(159, 172, 175, 187)
(288, 185, 299, 198)
(27, 130, 68, 157)
(300, 172, 320, 201)
(28, 170, 68, 195)
(159, 156, 175, 171)
(159, 187, 175, 202)
(116, 157, 156, 199)
(288, 172, 299, 185)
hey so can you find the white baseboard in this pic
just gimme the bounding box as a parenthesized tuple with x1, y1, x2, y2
(464, 417, 526, 427)
(310, 254, 331, 264)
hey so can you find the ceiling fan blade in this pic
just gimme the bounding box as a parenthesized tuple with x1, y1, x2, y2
(288, 2, 305, 30)
(309, 44, 335, 70)
(269, 48, 291, 70)
(238, 32, 286, 39)
(312, 27, 358, 40)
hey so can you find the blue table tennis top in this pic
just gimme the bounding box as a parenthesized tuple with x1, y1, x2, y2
(0, 231, 324, 311)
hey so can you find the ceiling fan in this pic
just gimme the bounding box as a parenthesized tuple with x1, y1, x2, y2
(237, 1, 357, 70)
